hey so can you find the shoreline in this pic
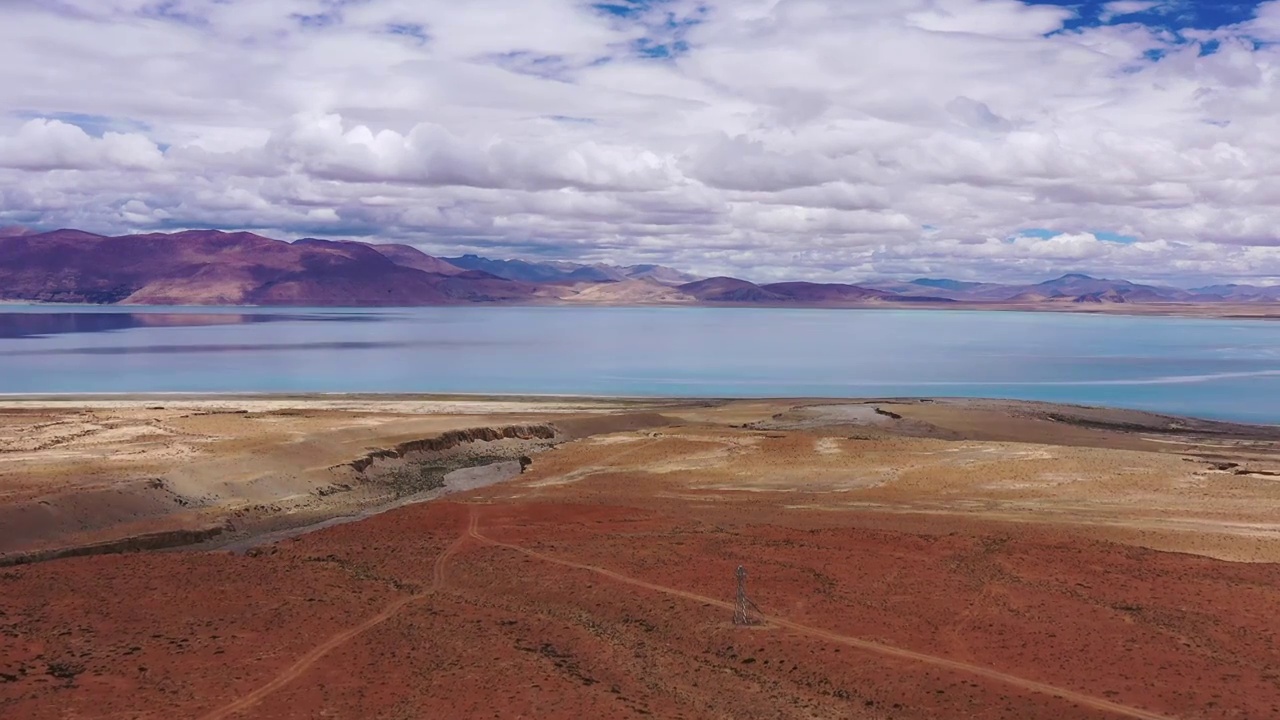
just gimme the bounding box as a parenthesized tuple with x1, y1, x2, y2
(0, 393, 1274, 428)
(3, 396, 1279, 564)
(1, 299, 1279, 321)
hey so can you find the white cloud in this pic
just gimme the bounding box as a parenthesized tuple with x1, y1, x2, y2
(0, 119, 163, 171)
(2, 0, 1280, 284)
(1245, 0, 1280, 39)
(268, 113, 682, 191)
(1100, 1, 1163, 22)
(905, 0, 1073, 37)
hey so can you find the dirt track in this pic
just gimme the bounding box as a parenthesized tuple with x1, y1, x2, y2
(3, 396, 1280, 719)
(188, 503, 1180, 720)
(196, 514, 474, 720)
(465, 508, 1175, 720)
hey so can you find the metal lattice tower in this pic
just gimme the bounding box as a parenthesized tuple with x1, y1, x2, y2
(733, 565, 762, 626)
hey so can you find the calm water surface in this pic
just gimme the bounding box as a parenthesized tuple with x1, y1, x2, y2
(1, 305, 1278, 423)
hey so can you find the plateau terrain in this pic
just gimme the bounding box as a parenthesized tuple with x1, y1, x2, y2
(2, 396, 1279, 719)
(2, 228, 1279, 316)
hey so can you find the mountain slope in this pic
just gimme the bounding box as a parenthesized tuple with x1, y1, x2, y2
(678, 277, 790, 303)
(2, 227, 1277, 308)
(622, 264, 700, 286)
(872, 273, 1201, 303)
(1192, 284, 1280, 301)
(910, 278, 989, 292)
(761, 282, 894, 302)
(553, 279, 696, 305)
(866, 278, 1024, 301)
(365, 243, 466, 276)
(0, 230, 536, 306)
(1029, 274, 1192, 302)
(443, 255, 589, 283)
(445, 254, 698, 285)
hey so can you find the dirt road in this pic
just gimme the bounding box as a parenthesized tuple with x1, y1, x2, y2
(196, 513, 474, 720)
(465, 507, 1177, 720)
(196, 503, 1175, 720)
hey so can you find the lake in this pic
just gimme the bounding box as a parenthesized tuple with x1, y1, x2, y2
(1, 305, 1278, 423)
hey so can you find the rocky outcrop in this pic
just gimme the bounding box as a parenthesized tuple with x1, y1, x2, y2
(0, 525, 226, 567)
(346, 424, 559, 473)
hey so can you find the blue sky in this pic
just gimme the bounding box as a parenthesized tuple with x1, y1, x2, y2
(593, 1, 1273, 53)
(595, 1, 1267, 44)
(592, 1, 707, 59)
(596, 0, 1270, 28)
(587, 1, 1274, 64)
(1032, 0, 1267, 30)
(13, 111, 150, 138)
(1019, 228, 1139, 243)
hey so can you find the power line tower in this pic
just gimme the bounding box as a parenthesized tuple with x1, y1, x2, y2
(733, 565, 762, 626)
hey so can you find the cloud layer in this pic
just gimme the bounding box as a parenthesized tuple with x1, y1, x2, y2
(2, 0, 1280, 284)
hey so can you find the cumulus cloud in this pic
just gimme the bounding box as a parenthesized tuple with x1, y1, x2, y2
(1100, 1, 1163, 22)
(0, 119, 164, 171)
(268, 113, 681, 191)
(2, 0, 1280, 284)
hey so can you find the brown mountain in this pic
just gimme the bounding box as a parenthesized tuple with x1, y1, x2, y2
(1007, 291, 1052, 303)
(680, 278, 924, 304)
(1192, 284, 1280, 301)
(552, 278, 696, 305)
(0, 230, 536, 306)
(443, 255, 699, 285)
(874, 274, 1198, 303)
(4, 227, 1276, 309)
(1031, 274, 1191, 302)
(678, 277, 790, 303)
(1071, 289, 1127, 304)
(365, 243, 466, 276)
(762, 282, 894, 302)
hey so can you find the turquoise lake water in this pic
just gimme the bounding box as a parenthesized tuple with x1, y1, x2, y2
(1, 305, 1278, 423)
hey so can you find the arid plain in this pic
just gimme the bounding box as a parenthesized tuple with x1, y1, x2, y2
(2, 396, 1280, 719)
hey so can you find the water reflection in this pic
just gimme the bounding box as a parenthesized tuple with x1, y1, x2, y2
(0, 311, 377, 339)
(0, 341, 418, 355)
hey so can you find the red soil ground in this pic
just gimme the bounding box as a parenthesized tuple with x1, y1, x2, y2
(4, 488, 1279, 720)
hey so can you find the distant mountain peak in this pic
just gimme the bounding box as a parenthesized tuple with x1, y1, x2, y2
(680, 276, 787, 303)
(3, 226, 1279, 307)
(910, 278, 986, 291)
(444, 254, 700, 286)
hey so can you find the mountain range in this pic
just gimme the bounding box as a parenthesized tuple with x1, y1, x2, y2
(1, 227, 1278, 308)
(441, 254, 700, 286)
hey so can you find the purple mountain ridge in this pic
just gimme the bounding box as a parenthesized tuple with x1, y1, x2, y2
(0, 229, 1276, 307)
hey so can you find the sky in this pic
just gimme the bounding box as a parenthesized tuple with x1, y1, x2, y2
(2, 0, 1280, 284)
